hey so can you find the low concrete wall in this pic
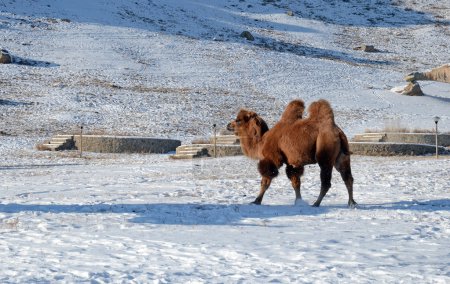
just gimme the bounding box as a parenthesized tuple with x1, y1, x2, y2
(382, 133, 450, 147)
(201, 144, 243, 157)
(350, 142, 449, 156)
(73, 135, 181, 154)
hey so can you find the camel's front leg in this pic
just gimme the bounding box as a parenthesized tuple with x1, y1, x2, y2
(252, 176, 272, 205)
(253, 159, 279, 205)
(286, 165, 304, 204)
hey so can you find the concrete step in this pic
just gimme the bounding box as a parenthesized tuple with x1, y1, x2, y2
(176, 150, 204, 155)
(211, 135, 240, 145)
(40, 143, 63, 151)
(176, 147, 203, 151)
(49, 138, 71, 143)
(38, 134, 76, 151)
(174, 144, 209, 157)
(176, 147, 207, 154)
(170, 153, 198, 159)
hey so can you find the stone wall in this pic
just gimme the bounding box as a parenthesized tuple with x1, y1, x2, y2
(382, 133, 450, 147)
(350, 142, 448, 156)
(202, 145, 243, 157)
(73, 135, 181, 154)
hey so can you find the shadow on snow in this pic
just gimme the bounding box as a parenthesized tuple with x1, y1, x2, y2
(357, 199, 450, 212)
(1, 199, 449, 225)
(0, 202, 328, 226)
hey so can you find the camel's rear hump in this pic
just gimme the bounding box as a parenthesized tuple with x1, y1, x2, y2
(307, 99, 335, 123)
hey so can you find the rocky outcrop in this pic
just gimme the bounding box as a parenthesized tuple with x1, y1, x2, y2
(240, 31, 254, 41)
(392, 81, 424, 96)
(402, 81, 424, 96)
(353, 45, 379, 52)
(405, 64, 450, 83)
(0, 49, 12, 64)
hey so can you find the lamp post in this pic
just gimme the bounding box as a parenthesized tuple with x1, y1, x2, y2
(433, 116, 440, 159)
(213, 124, 217, 158)
(80, 125, 84, 158)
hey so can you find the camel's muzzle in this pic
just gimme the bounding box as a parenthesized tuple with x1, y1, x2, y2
(226, 121, 235, 132)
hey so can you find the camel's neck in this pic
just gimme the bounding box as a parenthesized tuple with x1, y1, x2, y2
(239, 134, 265, 160)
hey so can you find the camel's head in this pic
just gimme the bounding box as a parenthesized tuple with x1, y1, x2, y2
(227, 109, 269, 139)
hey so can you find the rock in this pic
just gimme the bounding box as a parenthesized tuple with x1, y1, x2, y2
(0, 49, 12, 64)
(240, 31, 254, 41)
(401, 82, 424, 96)
(353, 45, 379, 52)
(287, 10, 294, 17)
(405, 64, 450, 83)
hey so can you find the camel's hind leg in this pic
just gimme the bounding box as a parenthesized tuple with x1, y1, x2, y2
(286, 165, 304, 204)
(253, 159, 279, 205)
(313, 163, 333, 207)
(335, 154, 357, 208)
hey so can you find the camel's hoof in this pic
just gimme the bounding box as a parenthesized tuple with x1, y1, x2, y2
(250, 201, 261, 205)
(294, 199, 307, 206)
(311, 203, 320, 207)
(348, 201, 358, 209)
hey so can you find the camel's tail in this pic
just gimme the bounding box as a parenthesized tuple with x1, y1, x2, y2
(337, 126, 352, 155)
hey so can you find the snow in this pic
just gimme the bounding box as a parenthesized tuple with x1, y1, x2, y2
(1, 0, 449, 282)
(1, 151, 449, 282)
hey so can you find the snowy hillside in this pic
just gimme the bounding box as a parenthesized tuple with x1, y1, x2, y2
(1, 0, 449, 142)
(0, 0, 449, 283)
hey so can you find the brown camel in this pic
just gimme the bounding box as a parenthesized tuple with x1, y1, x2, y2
(227, 100, 306, 201)
(228, 99, 356, 207)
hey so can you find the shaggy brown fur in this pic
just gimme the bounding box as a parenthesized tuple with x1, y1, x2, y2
(228, 100, 306, 200)
(229, 99, 356, 207)
(227, 109, 269, 160)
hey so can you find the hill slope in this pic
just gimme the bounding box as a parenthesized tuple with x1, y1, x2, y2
(1, 0, 449, 143)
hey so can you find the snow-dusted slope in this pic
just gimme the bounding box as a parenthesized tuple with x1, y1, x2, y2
(1, 0, 449, 142)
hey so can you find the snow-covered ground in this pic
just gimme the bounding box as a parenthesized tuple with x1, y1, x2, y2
(0, 148, 449, 283)
(1, 0, 449, 282)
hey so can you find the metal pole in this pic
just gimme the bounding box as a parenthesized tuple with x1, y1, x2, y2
(80, 125, 83, 158)
(213, 124, 217, 158)
(435, 121, 438, 159)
